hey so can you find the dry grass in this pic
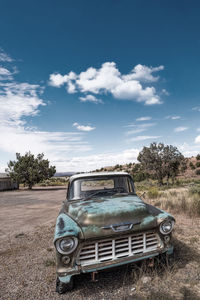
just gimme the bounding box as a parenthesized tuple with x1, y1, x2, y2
(143, 186, 200, 217)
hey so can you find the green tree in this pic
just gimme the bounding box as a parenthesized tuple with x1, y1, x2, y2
(196, 161, 200, 168)
(189, 162, 195, 170)
(6, 152, 56, 189)
(163, 145, 184, 184)
(137, 142, 184, 185)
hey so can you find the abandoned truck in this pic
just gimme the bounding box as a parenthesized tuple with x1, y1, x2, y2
(54, 172, 175, 293)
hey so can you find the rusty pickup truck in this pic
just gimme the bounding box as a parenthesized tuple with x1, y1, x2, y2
(54, 172, 175, 293)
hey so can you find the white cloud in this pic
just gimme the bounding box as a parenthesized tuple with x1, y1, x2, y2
(195, 135, 200, 143)
(0, 67, 13, 80)
(49, 71, 77, 93)
(0, 126, 91, 158)
(174, 126, 188, 132)
(128, 135, 161, 142)
(0, 48, 13, 62)
(166, 115, 181, 120)
(136, 116, 152, 121)
(79, 94, 103, 104)
(49, 62, 165, 105)
(122, 64, 164, 82)
(0, 55, 92, 171)
(192, 106, 200, 112)
(178, 142, 200, 157)
(125, 123, 156, 136)
(162, 89, 169, 96)
(53, 148, 139, 172)
(197, 128, 200, 132)
(0, 82, 45, 127)
(126, 128, 147, 135)
(73, 122, 96, 132)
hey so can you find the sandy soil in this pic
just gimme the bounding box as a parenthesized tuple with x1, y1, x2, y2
(0, 188, 200, 300)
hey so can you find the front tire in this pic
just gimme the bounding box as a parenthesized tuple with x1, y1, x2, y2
(56, 276, 74, 294)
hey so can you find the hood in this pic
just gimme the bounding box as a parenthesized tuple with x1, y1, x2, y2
(62, 195, 172, 239)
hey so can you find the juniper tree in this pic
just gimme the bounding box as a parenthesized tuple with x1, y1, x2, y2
(6, 152, 56, 189)
(137, 142, 184, 185)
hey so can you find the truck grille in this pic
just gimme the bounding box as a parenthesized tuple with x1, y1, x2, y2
(78, 232, 161, 266)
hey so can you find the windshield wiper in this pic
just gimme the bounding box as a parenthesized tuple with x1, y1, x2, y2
(81, 189, 115, 201)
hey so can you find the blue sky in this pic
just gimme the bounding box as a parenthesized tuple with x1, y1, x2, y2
(0, 0, 200, 171)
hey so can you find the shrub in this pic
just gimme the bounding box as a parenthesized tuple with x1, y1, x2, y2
(189, 162, 195, 170)
(196, 154, 200, 160)
(190, 195, 200, 216)
(189, 185, 200, 196)
(133, 172, 148, 182)
(147, 187, 159, 199)
(196, 161, 200, 168)
(196, 169, 200, 175)
(132, 163, 140, 172)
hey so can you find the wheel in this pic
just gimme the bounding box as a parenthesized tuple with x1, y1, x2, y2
(56, 276, 74, 294)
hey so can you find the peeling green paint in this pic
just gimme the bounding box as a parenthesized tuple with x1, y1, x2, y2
(140, 215, 156, 227)
(156, 210, 175, 224)
(54, 213, 82, 242)
(59, 275, 72, 283)
(166, 246, 174, 255)
(68, 196, 148, 227)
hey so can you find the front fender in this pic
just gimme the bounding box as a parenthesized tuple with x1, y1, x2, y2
(54, 213, 84, 243)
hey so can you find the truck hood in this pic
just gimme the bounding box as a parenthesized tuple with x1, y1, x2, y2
(63, 195, 172, 239)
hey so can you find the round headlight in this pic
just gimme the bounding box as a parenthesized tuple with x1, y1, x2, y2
(159, 220, 174, 235)
(56, 237, 78, 254)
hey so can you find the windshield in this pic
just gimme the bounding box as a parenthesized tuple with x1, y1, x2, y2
(68, 175, 135, 201)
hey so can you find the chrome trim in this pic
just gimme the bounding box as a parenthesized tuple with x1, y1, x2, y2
(78, 231, 162, 266)
(102, 221, 134, 232)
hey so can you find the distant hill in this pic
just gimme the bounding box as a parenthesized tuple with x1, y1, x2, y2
(92, 156, 200, 179)
(54, 172, 76, 177)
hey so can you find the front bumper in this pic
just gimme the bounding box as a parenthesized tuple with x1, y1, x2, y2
(58, 245, 174, 282)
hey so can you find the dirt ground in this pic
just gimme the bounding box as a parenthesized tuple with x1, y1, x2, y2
(0, 187, 200, 300)
(0, 187, 66, 239)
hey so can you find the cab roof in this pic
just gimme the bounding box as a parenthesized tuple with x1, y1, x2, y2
(70, 171, 130, 182)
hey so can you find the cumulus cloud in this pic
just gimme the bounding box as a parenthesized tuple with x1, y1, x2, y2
(73, 122, 96, 132)
(174, 126, 188, 132)
(136, 116, 152, 121)
(49, 62, 165, 105)
(79, 94, 103, 104)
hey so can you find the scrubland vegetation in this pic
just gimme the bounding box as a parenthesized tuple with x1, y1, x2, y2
(135, 180, 200, 218)
(37, 176, 68, 187)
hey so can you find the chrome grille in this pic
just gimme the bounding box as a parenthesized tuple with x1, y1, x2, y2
(78, 232, 161, 266)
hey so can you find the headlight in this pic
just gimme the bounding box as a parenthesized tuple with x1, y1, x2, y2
(159, 219, 174, 235)
(56, 237, 78, 254)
